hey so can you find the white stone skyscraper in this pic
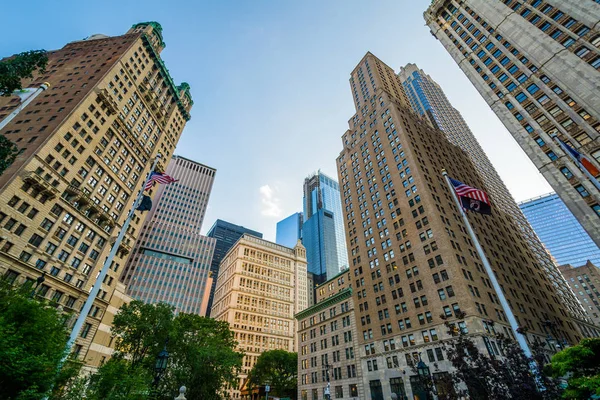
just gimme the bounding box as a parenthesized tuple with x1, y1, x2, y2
(398, 62, 589, 329)
(122, 155, 216, 314)
(424, 0, 600, 247)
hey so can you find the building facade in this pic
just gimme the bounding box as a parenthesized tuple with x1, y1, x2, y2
(0, 22, 191, 369)
(424, 0, 600, 249)
(205, 219, 262, 316)
(559, 262, 600, 327)
(122, 156, 216, 314)
(335, 52, 598, 399)
(276, 211, 303, 248)
(519, 192, 600, 266)
(303, 172, 349, 282)
(210, 235, 308, 399)
(398, 62, 587, 328)
(296, 270, 364, 400)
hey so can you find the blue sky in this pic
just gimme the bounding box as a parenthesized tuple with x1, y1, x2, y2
(1, 0, 552, 240)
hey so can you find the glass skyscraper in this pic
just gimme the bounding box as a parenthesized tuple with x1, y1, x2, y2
(519, 193, 600, 267)
(303, 172, 348, 282)
(276, 212, 303, 248)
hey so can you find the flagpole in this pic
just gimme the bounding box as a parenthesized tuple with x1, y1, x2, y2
(552, 135, 600, 191)
(60, 153, 162, 364)
(441, 170, 534, 357)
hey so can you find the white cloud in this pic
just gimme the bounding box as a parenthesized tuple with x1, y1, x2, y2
(259, 184, 283, 218)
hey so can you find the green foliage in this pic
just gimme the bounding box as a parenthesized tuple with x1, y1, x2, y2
(85, 359, 152, 400)
(0, 135, 22, 176)
(0, 281, 70, 400)
(248, 350, 297, 398)
(85, 300, 242, 400)
(548, 338, 600, 399)
(0, 50, 48, 96)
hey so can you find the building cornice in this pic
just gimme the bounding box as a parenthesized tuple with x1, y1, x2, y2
(295, 288, 352, 320)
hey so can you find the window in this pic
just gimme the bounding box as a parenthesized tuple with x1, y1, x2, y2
(526, 84, 539, 94)
(575, 47, 591, 58)
(576, 185, 590, 198)
(560, 167, 573, 179)
(515, 92, 527, 103)
(80, 322, 92, 338)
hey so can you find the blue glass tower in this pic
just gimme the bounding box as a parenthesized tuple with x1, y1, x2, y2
(302, 172, 348, 282)
(276, 212, 303, 248)
(519, 193, 600, 267)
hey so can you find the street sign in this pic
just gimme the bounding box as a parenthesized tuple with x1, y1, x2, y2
(265, 385, 270, 392)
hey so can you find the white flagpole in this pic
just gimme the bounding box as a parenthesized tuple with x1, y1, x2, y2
(552, 136, 600, 191)
(441, 170, 534, 357)
(61, 153, 162, 363)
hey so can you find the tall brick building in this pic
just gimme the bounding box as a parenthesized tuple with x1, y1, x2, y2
(0, 22, 191, 369)
(334, 52, 599, 399)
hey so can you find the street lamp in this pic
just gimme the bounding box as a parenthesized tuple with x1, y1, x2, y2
(30, 272, 46, 298)
(324, 364, 332, 400)
(416, 357, 437, 400)
(153, 339, 170, 394)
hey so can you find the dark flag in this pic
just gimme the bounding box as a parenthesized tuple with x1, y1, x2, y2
(460, 196, 491, 215)
(136, 195, 152, 212)
(449, 177, 492, 215)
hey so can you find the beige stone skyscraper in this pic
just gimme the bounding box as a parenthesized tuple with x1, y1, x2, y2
(398, 62, 589, 337)
(211, 235, 308, 398)
(0, 22, 191, 369)
(424, 0, 600, 249)
(335, 52, 599, 399)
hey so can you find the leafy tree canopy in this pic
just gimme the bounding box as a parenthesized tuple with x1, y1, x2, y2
(548, 338, 600, 399)
(0, 50, 48, 96)
(0, 135, 22, 176)
(248, 349, 297, 398)
(0, 281, 71, 400)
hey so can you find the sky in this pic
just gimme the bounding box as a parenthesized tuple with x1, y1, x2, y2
(0, 0, 552, 241)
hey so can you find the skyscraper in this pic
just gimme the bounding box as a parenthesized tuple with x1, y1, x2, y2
(397, 63, 584, 328)
(424, 0, 600, 248)
(276, 211, 303, 248)
(336, 52, 597, 399)
(303, 172, 348, 281)
(0, 22, 191, 368)
(519, 192, 600, 267)
(559, 262, 600, 327)
(205, 219, 262, 316)
(122, 156, 216, 314)
(211, 235, 308, 398)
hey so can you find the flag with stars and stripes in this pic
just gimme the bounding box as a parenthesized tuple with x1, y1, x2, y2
(449, 177, 491, 215)
(144, 171, 178, 191)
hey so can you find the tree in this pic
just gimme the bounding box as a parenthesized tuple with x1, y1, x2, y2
(547, 338, 600, 399)
(0, 135, 22, 176)
(0, 281, 71, 400)
(0, 50, 48, 96)
(248, 350, 297, 399)
(85, 359, 151, 400)
(106, 300, 242, 400)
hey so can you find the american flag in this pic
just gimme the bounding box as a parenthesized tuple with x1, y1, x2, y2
(449, 177, 490, 204)
(144, 171, 178, 191)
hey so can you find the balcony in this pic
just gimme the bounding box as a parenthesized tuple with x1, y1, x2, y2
(62, 185, 115, 229)
(96, 88, 119, 115)
(21, 171, 60, 199)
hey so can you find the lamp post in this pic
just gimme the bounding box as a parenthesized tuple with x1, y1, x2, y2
(416, 357, 437, 400)
(543, 320, 566, 351)
(152, 339, 170, 397)
(324, 364, 332, 400)
(30, 272, 46, 298)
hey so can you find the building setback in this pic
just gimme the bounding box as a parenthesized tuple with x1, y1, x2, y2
(303, 172, 349, 282)
(398, 62, 586, 330)
(205, 219, 263, 316)
(559, 262, 600, 327)
(276, 211, 303, 248)
(336, 52, 599, 399)
(122, 156, 216, 315)
(424, 0, 600, 248)
(211, 235, 308, 399)
(0, 21, 191, 369)
(519, 192, 600, 267)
